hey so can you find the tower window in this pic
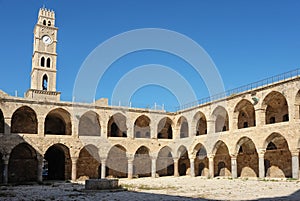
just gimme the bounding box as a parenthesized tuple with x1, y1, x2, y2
(42, 75, 48, 90)
(48, 21, 51, 26)
(46, 58, 51, 68)
(43, 20, 46, 25)
(41, 57, 45, 67)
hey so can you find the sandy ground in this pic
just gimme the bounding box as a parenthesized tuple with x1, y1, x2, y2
(1, 176, 300, 201)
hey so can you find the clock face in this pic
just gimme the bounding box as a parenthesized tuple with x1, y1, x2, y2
(42, 35, 52, 45)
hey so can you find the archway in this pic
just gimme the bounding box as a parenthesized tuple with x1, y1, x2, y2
(194, 143, 208, 176)
(134, 115, 150, 138)
(178, 116, 188, 138)
(11, 106, 37, 134)
(263, 91, 289, 124)
(264, 133, 292, 178)
(236, 137, 258, 177)
(193, 112, 207, 136)
(106, 145, 128, 178)
(213, 106, 229, 132)
(156, 146, 174, 176)
(77, 145, 100, 179)
(234, 99, 256, 129)
(213, 141, 231, 177)
(178, 146, 190, 176)
(8, 143, 38, 183)
(78, 111, 101, 136)
(45, 108, 72, 135)
(107, 113, 127, 137)
(133, 146, 151, 177)
(157, 117, 173, 139)
(44, 144, 71, 180)
(0, 109, 4, 133)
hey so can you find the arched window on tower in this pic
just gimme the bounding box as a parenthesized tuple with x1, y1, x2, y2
(48, 21, 51, 26)
(46, 58, 51, 68)
(43, 20, 46, 25)
(42, 75, 48, 90)
(41, 57, 45, 67)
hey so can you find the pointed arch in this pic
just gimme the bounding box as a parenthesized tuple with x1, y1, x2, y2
(156, 146, 174, 176)
(46, 58, 51, 68)
(106, 145, 128, 178)
(212, 140, 231, 177)
(45, 108, 72, 135)
(0, 109, 4, 133)
(42, 74, 48, 90)
(193, 143, 208, 176)
(234, 99, 256, 129)
(41, 57, 45, 67)
(43, 19, 46, 25)
(177, 145, 190, 176)
(133, 146, 151, 177)
(77, 145, 100, 179)
(212, 106, 229, 132)
(107, 113, 127, 137)
(193, 111, 207, 135)
(134, 115, 150, 138)
(177, 116, 188, 138)
(157, 117, 173, 139)
(11, 106, 37, 134)
(78, 111, 101, 136)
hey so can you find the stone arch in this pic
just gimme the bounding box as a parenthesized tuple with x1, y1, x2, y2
(77, 145, 100, 179)
(236, 137, 258, 177)
(133, 146, 151, 177)
(8, 143, 38, 183)
(264, 133, 292, 178)
(212, 106, 229, 132)
(157, 117, 173, 139)
(106, 144, 128, 178)
(107, 113, 127, 137)
(177, 145, 190, 176)
(44, 143, 71, 180)
(156, 146, 174, 176)
(263, 91, 289, 124)
(42, 74, 48, 90)
(45, 108, 72, 135)
(193, 143, 208, 176)
(294, 90, 300, 119)
(234, 99, 256, 129)
(0, 109, 4, 133)
(134, 115, 150, 138)
(177, 116, 189, 138)
(212, 140, 231, 177)
(11, 106, 38, 134)
(78, 111, 101, 136)
(193, 112, 207, 136)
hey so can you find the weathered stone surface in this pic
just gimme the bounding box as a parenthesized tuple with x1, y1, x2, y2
(85, 179, 119, 190)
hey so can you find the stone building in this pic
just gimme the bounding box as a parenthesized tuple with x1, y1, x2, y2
(0, 8, 300, 184)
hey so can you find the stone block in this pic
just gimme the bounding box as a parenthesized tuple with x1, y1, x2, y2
(85, 179, 119, 190)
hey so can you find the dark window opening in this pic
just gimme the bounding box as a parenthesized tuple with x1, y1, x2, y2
(222, 126, 227, 131)
(243, 122, 248, 128)
(48, 20, 51, 26)
(283, 114, 289, 122)
(269, 117, 275, 124)
(41, 57, 45, 67)
(46, 58, 51, 68)
(43, 20, 46, 25)
(266, 142, 277, 150)
(42, 75, 48, 90)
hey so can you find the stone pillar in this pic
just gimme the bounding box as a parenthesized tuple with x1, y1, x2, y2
(126, 121, 134, 139)
(255, 108, 265, 127)
(291, 151, 299, 179)
(100, 120, 108, 138)
(127, 157, 134, 179)
(37, 116, 45, 137)
(231, 155, 237, 178)
(208, 155, 214, 178)
(2, 155, 9, 184)
(4, 117, 11, 134)
(173, 157, 179, 177)
(150, 120, 157, 139)
(207, 120, 215, 134)
(72, 117, 79, 138)
(37, 155, 44, 182)
(71, 157, 78, 181)
(258, 151, 265, 179)
(101, 158, 106, 179)
(190, 158, 195, 177)
(151, 157, 156, 178)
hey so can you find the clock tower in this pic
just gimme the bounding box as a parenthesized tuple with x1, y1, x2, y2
(26, 8, 60, 101)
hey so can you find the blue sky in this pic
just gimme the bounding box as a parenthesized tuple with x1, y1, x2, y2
(0, 1, 300, 111)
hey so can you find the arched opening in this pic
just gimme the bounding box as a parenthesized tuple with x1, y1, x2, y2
(236, 137, 258, 177)
(133, 146, 151, 177)
(11, 106, 37, 134)
(234, 99, 256, 129)
(134, 115, 150, 138)
(263, 91, 289, 124)
(178, 116, 188, 138)
(106, 145, 128, 178)
(178, 146, 190, 176)
(213, 141, 231, 177)
(8, 143, 38, 183)
(40, 57, 45, 67)
(42, 74, 48, 90)
(46, 58, 51, 68)
(193, 112, 207, 136)
(264, 133, 292, 178)
(157, 117, 173, 139)
(77, 145, 100, 179)
(194, 143, 208, 177)
(0, 109, 4, 133)
(107, 113, 127, 137)
(156, 146, 174, 176)
(43, 20, 46, 25)
(44, 144, 71, 180)
(78, 111, 101, 136)
(213, 106, 229, 132)
(45, 108, 72, 135)
(48, 20, 51, 26)
(295, 90, 300, 119)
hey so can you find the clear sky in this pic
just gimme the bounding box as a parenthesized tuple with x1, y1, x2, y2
(0, 1, 300, 111)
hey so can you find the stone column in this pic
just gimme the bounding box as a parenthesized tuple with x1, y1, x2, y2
(72, 117, 79, 138)
(190, 158, 195, 177)
(173, 157, 179, 177)
(150, 120, 157, 139)
(126, 121, 134, 139)
(151, 157, 157, 178)
(71, 157, 78, 181)
(127, 157, 134, 179)
(208, 155, 214, 178)
(37, 155, 44, 182)
(2, 155, 9, 184)
(207, 120, 215, 134)
(291, 151, 299, 179)
(101, 158, 106, 179)
(231, 155, 237, 178)
(37, 116, 45, 137)
(258, 151, 265, 179)
(255, 108, 265, 127)
(4, 117, 11, 134)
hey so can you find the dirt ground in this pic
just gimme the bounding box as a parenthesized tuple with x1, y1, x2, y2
(1, 176, 300, 201)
